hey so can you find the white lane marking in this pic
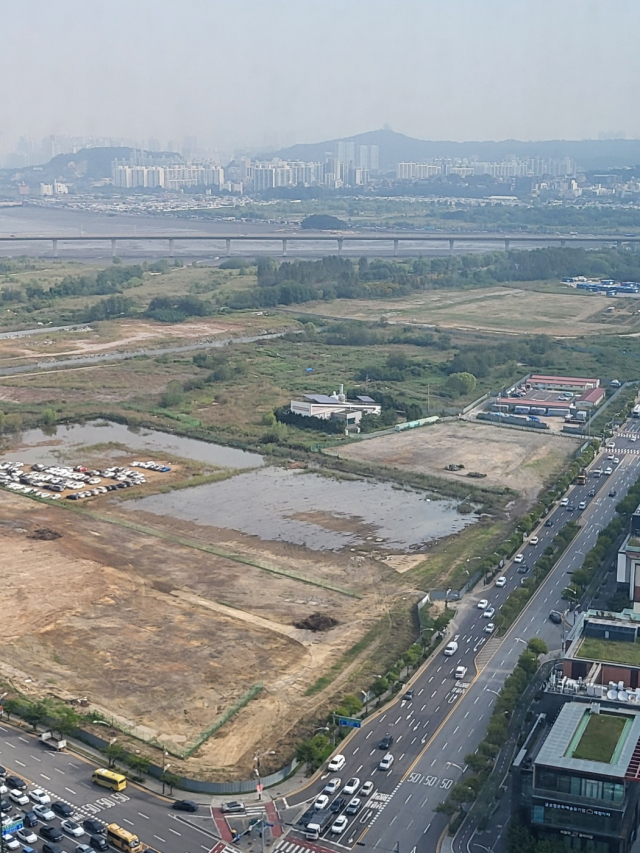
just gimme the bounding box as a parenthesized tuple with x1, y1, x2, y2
(356, 764, 363, 774)
(41, 774, 50, 780)
(366, 732, 373, 739)
(123, 819, 135, 826)
(30, 755, 41, 762)
(154, 836, 166, 843)
(353, 747, 359, 755)
(5, 743, 15, 749)
(15, 759, 25, 767)
(138, 812, 149, 819)
(65, 787, 76, 795)
(18, 737, 29, 743)
(54, 768, 65, 774)
(168, 827, 182, 836)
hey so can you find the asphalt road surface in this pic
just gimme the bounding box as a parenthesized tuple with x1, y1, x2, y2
(281, 418, 640, 853)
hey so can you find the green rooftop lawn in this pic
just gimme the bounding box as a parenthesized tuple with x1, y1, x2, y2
(579, 637, 640, 666)
(571, 713, 628, 763)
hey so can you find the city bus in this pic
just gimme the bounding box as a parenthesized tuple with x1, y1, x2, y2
(106, 823, 142, 852)
(92, 768, 127, 792)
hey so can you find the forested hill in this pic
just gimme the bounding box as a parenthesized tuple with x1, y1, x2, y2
(272, 129, 640, 172)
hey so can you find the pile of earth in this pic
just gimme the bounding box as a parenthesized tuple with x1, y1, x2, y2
(294, 612, 338, 632)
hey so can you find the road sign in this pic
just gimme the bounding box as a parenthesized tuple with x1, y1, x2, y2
(337, 716, 361, 728)
(2, 819, 23, 836)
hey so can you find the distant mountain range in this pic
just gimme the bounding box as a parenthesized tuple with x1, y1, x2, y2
(3, 147, 182, 183)
(272, 129, 640, 172)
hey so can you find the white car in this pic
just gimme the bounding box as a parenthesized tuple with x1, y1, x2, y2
(560, 498, 569, 507)
(483, 607, 496, 619)
(578, 501, 587, 510)
(29, 787, 51, 804)
(343, 777, 360, 795)
(605, 467, 613, 475)
(33, 804, 56, 821)
(528, 536, 539, 545)
(613, 457, 620, 464)
(324, 778, 341, 794)
(360, 781, 374, 797)
(477, 599, 489, 609)
(9, 789, 29, 805)
(495, 577, 507, 588)
(314, 794, 329, 810)
(379, 753, 394, 771)
(331, 816, 348, 834)
(16, 828, 38, 844)
(61, 819, 85, 838)
(328, 754, 346, 772)
(484, 622, 495, 633)
(3, 836, 19, 851)
(514, 554, 524, 563)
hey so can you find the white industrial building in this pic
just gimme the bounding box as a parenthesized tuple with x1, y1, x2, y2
(291, 385, 381, 428)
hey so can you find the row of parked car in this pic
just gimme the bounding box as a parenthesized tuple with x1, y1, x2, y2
(0, 767, 108, 853)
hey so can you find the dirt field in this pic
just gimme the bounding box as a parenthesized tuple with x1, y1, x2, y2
(326, 419, 579, 509)
(0, 487, 403, 779)
(294, 285, 640, 337)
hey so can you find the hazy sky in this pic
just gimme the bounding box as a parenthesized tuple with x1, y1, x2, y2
(2, 0, 639, 151)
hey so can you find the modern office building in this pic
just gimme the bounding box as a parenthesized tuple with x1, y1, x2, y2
(515, 701, 640, 853)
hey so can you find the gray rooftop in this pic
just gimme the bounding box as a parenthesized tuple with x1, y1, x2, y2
(535, 702, 640, 779)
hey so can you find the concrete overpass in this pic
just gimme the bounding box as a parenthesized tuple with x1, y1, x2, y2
(0, 231, 637, 259)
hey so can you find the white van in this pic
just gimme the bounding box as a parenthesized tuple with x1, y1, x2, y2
(444, 641, 458, 656)
(328, 754, 346, 772)
(454, 665, 468, 679)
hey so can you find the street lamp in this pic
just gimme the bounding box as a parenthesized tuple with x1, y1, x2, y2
(515, 637, 527, 646)
(485, 688, 500, 697)
(446, 761, 464, 772)
(161, 751, 171, 795)
(254, 750, 276, 801)
(473, 844, 493, 853)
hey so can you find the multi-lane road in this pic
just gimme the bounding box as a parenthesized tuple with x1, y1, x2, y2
(277, 418, 640, 853)
(1, 421, 640, 853)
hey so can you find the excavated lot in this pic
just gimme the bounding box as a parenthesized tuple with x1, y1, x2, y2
(0, 490, 401, 779)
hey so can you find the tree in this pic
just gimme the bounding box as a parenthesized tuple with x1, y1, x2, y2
(300, 214, 347, 231)
(161, 769, 181, 795)
(126, 754, 150, 777)
(22, 700, 50, 730)
(41, 408, 57, 427)
(444, 371, 477, 397)
(49, 706, 80, 736)
(104, 743, 128, 768)
(435, 800, 458, 817)
(336, 694, 362, 717)
(370, 677, 389, 697)
(526, 638, 548, 656)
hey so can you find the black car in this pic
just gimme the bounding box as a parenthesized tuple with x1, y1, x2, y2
(379, 734, 394, 749)
(42, 845, 63, 853)
(610, 489, 617, 497)
(23, 811, 38, 827)
(330, 797, 346, 813)
(221, 801, 245, 814)
(403, 689, 414, 701)
(52, 801, 73, 818)
(544, 519, 554, 527)
(549, 611, 563, 625)
(588, 489, 596, 497)
(83, 819, 105, 835)
(90, 835, 109, 852)
(0, 765, 6, 777)
(297, 807, 316, 828)
(517, 564, 529, 573)
(41, 825, 64, 842)
(566, 505, 575, 512)
(5, 775, 26, 790)
(172, 800, 199, 813)
(0, 799, 12, 813)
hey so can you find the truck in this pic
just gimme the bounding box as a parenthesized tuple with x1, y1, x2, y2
(576, 472, 586, 485)
(39, 731, 67, 751)
(305, 809, 333, 840)
(633, 404, 640, 419)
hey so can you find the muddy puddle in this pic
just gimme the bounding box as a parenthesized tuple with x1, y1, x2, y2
(126, 466, 475, 551)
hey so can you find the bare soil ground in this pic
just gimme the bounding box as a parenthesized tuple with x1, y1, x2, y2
(326, 419, 578, 509)
(0, 489, 403, 779)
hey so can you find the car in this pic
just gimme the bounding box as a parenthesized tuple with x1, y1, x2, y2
(578, 501, 587, 510)
(330, 796, 346, 813)
(328, 754, 346, 772)
(454, 665, 468, 679)
(331, 816, 348, 834)
(0, 783, 6, 795)
(484, 622, 495, 633)
(560, 498, 569, 507)
(220, 801, 245, 814)
(544, 519, 554, 527)
(41, 825, 64, 842)
(360, 781, 375, 797)
(514, 554, 524, 563)
(517, 564, 529, 573)
(89, 836, 109, 852)
(172, 800, 199, 813)
(314, 794, 329, 810)
(610, 488, 617, 497)
(403, 689, 414, 701)
(605, 467, 613, 475)
(549, 611, 563, 625)
(23, 811, 39, 827)
(528, 536, 539, 545)
(324, 778, 341, 794)
(613, 457, 620, 464)
(62, 820, 85, 838)
(9, 789, 29, 805)
(588, 488, 596, 496)
(52, 801, 74, 818)
(34, 805, 56, 821)
(566, 505, 575, 512)
(346, 797, 361, 815)
(379, 734, 394, 749)
(444, 641, 458, 656)
(16, 829, 38, 844)
(379, 753, 394, 771)
(483, 607, 496, 619)
(42, 845, 63, 853)
(82, 820, 105, 835)
(0, 766, 5, 777)
(5, 776, 26, 791)
(29, 788, 51, 805)
(477, 599, 489, 609)
(343, 777, 360, 796)
(76, 846, 94, 853)
(3, 836, 20, 851)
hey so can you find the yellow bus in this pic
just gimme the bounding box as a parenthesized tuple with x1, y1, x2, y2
(92, 768, 127, 792)
(106, 823, 142, 852)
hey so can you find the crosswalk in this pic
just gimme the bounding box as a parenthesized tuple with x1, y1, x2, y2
(615, 447, 640, 454)
(274, 840, 333, 853)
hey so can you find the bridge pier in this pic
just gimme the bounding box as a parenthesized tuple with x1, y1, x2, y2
(168, 238, 175, 258)
(52, 239, 58, 259)
(617, 240, 623, 249)
(111, 238, 117, 259)
(448, 238, 455, 254)
(225, 238, 231, 257)
(393, 238, 399, 258)
(504, 239, 510, 251)
(560, 240, 566, 248)
(282, 238, 288, 257)
(337, 237, 343, 255)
